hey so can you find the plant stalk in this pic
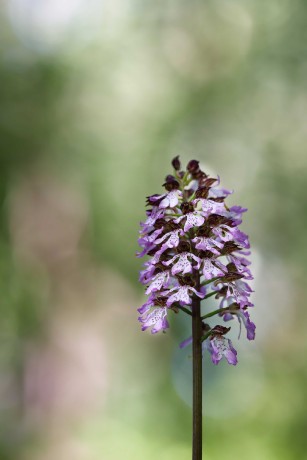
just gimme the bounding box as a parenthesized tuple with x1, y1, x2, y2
(192, 274, 202, 460)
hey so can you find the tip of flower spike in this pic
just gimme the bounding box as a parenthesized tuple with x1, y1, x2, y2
(171, 155, 181, 171)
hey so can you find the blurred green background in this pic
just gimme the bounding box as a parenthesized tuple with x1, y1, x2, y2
(0, 1, 306, 459)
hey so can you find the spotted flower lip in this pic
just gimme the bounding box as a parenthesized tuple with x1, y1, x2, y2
(193, 197, 225, 216)
(137, 228, 164, 257)
(207, 335, 238, 365)
(227, 255, 253, 280)
(139, 306, 169, 334)
(145, 270, 171, 294)
(137, 156, 255, 364)
(213, 279, 253, 309)
(139, 262, 156, 284)
(163, 252, 201, 275)
(165, 285, 205, 307)
(174, 211, 205, 232)
(150, 189, 183, 209)
(202, 257, 227, 280)
(212, 225, 250, 249)
(154, 229, 184, 249)
(141, 207, 165, 231)
(192, 236, 223, 255)
(179, 323, 238, 365)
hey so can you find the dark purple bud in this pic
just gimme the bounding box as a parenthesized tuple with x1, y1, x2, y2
(195, 187, 210, 199)
(193, 170, 207, 181)
(220, 241, 241, 255)
(154, 296, 168, 307)
(226, 262, 238, 273)
(197, 225, 211, 238)
(187, 160, 200, 173)
(163, 176, 180, 191)
(177, 241, 191, 253)
(180, 202, 194, 214)
(171, 155, 181, 171)
(198, 250, 215, 259)
(153, 218, 166, 229)
(146, 194, 164, 206)
(229, 302, 240, 311)
(215, 286, 228, 298)
(211, 325, 231, 336)
(165, 220, 180, 231)
(147, 247, 160, 256)
(204, 177, 218, 187)
(158, 250, 173, 262)
(220, 273, 244, 282)
(154, 262, 169, 273)
(206, 214, 231, 227)
(178, 274, 195, 287)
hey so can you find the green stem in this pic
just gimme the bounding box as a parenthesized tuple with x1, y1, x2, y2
(175, 170, 191, 191)
(201, 306, 230, 320)
(188, 191, 196, 202)
(178, 306, 192, 316)
(182, 170, 190, 185)
(201, 330, 213, 343)
(200, 276, 221, 287)
(202, 291, 216, 300)
(192, 275, 202, 460)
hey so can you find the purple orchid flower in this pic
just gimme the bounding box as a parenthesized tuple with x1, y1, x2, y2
(206, 335, 238, 365)
(180, 324, 239, 366)
(208, 176, 233, 199)
(166, 285, 205, 307)
(150, 189, 183, 209)
(227, 254, 253, 280)
(174, 212, 205, 233)
(145, 270, 171, 294)
(192, 236, 223, 255)
(193, 197, 225, 216)
(138, 306, 169, 334)
(163, 252, 201, 276)
(137, 228, 164, 257)
(223, 307, 256, 340)
(202, 258, 227, 279)
(154, 229, 184, 249)
(137, 156, 255, 366)
(141, 207, 165, 232)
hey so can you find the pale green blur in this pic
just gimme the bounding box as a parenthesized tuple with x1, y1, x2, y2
(0, 1, 306, 459)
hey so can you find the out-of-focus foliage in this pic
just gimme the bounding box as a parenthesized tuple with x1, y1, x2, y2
(0, 1, 307, 459)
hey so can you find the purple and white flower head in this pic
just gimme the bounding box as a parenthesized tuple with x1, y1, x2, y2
(137, 156, 255, 364)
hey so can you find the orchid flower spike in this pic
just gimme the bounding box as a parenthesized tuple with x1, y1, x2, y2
(137, 156, 255, 365)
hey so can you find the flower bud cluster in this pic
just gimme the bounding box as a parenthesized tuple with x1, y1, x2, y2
(137, 157, 255, 365)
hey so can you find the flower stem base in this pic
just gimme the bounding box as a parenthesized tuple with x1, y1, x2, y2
(192, 284, 202, 460)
